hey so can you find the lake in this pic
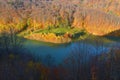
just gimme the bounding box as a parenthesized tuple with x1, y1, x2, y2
(23, 36, 120, 65)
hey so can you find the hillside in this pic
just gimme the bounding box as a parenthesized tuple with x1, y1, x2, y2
(0, 0, 120, 36)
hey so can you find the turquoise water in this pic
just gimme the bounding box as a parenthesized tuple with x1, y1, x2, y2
(23, 36, 120, 65)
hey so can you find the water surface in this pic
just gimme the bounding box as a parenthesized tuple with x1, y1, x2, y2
(23, 36, 120, 65)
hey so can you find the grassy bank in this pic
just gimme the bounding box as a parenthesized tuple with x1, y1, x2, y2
(23, 27, 88, 43)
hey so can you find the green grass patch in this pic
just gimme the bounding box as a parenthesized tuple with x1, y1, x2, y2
(32, 27, 88, 40)
(35, 27, 86, 36)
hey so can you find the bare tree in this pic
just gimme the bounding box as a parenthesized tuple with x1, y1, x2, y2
(0, 26, 24, 54)
(61, 42, 91, 80)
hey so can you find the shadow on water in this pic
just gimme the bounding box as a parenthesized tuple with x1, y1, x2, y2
(1, 35, 120, 80)
(105, 36, 120, 42)
(22, 35, 120, 65)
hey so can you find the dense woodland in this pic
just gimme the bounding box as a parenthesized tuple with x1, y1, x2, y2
(0, 0, 120, 35)
(0, 0, 120, 80)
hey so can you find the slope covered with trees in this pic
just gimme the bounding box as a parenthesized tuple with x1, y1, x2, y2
(0, 0, 120, 39)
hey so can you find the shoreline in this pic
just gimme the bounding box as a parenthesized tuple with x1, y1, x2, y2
(24, 32, 88, 44)
(24, 33, 72, 43)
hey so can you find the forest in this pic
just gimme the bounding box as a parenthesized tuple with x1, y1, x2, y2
(0, 0, 120, 37)
(0, 0, 120, 80)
